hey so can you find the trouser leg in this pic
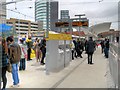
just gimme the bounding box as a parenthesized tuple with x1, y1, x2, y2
(27, 48, 31, 60)
(90, 54, 93, 63)
(19, 59, 22, 70)
(41, 53, 45, 64)
(12, 63, 19, 85)
(2, 67, 7, 89)
(22, 58, 26, 70)
(88, 54, 90, 64)
(72, 50, 74, 60)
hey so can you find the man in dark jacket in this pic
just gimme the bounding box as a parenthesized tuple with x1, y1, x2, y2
(100, 40, 105, 53)
(86, 37, 95, 64)
(76, 40, 83, 58)
(104, 39, 109, 58)
(7, 36, 21, 88)
(40, 39, 46, 65)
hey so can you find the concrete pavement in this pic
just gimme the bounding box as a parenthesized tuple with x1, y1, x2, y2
(56, 47, 108, 88)
(6, 47, 108, 88)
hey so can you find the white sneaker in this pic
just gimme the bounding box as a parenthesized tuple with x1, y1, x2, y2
(10, 84, 19, 88)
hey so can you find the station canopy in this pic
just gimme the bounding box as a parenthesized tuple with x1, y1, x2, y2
(98, 30, 120, 38)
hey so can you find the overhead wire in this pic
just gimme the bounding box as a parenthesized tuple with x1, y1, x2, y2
(1, 0, 35, 19)
(1, 0, 118, 21)
(1, 5, 35, 19)
(2, 0, 103, 18)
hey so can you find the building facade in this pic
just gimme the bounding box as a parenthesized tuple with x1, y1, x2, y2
(7, 18, 42, 36)
(35, 0, 58, 31)
(0, 0, 6, 24)
(60, 10, 69, 19)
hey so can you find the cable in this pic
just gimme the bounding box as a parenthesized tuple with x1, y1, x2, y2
(0, 0, 34, 19)
(1, 6, 35, 19)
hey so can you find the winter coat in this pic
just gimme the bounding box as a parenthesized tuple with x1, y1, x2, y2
(2, 45, 8, 68)
(8, 43, 21, 64)
(86, 40, 95, 53)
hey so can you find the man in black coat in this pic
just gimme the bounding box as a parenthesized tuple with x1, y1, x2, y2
(100, 40, 105, 53)
(86, 37, 95, 64)
(40, 39, 46, 65)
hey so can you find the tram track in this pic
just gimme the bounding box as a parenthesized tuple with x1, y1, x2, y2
(51, 57, 87, 88)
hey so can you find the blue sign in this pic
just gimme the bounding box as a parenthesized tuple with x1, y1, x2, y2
(0, 24, 12, 32)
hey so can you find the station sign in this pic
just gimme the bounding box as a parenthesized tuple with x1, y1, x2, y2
(46, 33, 72, 40)
(55, 21, 89, 27)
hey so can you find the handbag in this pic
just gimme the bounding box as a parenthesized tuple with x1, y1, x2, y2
(7, 59, 12, 73)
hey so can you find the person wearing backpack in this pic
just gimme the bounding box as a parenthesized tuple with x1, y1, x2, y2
(6, 36, 21, 88)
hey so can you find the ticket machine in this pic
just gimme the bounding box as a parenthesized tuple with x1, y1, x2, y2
(45, 31, 72, 73)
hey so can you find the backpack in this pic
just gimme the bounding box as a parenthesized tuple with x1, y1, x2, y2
(9, 43, 21, 64)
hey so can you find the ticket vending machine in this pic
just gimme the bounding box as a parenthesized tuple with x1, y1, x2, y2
(45, 32, 72, 73)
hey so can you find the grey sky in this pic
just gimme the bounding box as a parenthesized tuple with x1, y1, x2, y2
(6, 0, 119, 29)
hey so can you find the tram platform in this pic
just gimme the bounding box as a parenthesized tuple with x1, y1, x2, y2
(6, 47, 110, 88)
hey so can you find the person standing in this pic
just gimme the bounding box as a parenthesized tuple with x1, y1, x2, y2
(19, 39, 27, 70)
(1, 38, 8, 90)
(84, 40, 88, 54)
(73, 39, 77, 58)
(26, 36, 33, 61)
(100, 40, 105, 53)
(76, 39, 83, 58)
(104, 39, 109, 58)
(86, 37, 95, 64)
(6, 36, 21, 88)
(40, 39, 46, 65)
(36, 39, 42, 62)
(33, 38, 38, 54)
(71, 40, 75, 60)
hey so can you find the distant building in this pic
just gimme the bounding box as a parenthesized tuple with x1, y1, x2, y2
(35, 0, 58, 31)
(0, 0, 6, 23)
(60, 10, 69, 19)
(7, 18, 43, 36)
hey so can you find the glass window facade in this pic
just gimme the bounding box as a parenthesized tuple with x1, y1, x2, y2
(35, 0, 48, 30)
(35, 0, 58, 31)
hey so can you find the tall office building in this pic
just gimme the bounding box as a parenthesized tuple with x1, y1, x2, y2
(35, 0, 58, 31)
(0, 0, 6, 23)
(60, 10, 69, 19)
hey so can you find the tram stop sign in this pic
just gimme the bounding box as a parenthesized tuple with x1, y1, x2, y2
(55, 21, 89, 27)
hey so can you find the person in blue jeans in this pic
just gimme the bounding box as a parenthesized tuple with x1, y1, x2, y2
(12, 64, 19, 85)
(6, 36, 21, 88)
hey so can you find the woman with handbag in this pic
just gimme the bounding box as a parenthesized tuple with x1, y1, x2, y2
(1, 38, 8, 90)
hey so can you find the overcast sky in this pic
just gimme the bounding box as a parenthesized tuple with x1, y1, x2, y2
(6, 0, 119, 29)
